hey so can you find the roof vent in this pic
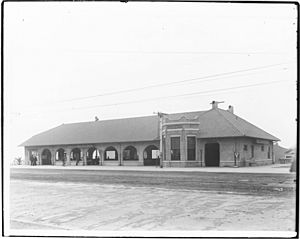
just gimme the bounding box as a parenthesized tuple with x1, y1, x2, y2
(210, 100, 224, 109)
(228, 105, 234, 114)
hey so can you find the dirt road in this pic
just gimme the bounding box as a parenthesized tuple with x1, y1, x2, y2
(9, 168, 296, 232)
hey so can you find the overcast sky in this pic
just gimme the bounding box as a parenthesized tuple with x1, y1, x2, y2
(4, 2, 297, 161)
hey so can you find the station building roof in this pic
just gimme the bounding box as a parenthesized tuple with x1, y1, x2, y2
(20, 108, 279, 147)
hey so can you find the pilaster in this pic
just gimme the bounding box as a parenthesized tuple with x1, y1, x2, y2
(81, 148, 88, 166)
(65, 148, 71, 166)
(25, 148, 30, 165)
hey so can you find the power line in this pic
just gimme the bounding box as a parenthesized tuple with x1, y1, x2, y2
(57, 61, 292, 103)
(16, 79, 294, 117)
(16, 65, 289, 114)
(74, 49, 294, 55)
(66, 79, 294, 111)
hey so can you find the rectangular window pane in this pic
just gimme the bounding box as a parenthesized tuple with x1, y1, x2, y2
(106, 151, 115, 159)
(152, 150, 159, 159)
(187, 137, 196, 161)
(171, 137, 180, 161)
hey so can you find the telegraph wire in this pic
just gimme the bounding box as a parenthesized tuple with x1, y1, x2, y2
(56, 61, 293, 103)
(12, 65, 290, 116)
(69, 79, 293, 111)
(16, 79, 292, 117)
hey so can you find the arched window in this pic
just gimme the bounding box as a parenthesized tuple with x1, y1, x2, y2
(123, 146, 138, 161)
(104, 146, 118, 161)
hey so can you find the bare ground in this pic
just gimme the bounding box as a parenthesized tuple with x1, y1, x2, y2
(9, 168, 296, 231)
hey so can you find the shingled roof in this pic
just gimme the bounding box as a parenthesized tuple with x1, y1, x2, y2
(20, 108, 279, 147)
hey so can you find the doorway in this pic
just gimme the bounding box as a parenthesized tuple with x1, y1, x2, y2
(41, 149, 52, 165)
(205, 143, 220, 167)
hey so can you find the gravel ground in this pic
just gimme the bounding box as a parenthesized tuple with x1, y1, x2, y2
(9, 168, 296, 232)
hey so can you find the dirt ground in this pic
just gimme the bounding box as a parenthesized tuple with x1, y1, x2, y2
(10, 176, 295, 231)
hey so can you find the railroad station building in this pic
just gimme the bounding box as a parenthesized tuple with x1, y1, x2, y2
(21, 102, 279, 167)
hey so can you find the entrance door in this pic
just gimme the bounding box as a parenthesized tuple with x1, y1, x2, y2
(41, 149, 52, 165)
(205, 143, 220, 167)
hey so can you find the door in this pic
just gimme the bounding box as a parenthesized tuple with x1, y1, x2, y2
(205, 143, 220, 167)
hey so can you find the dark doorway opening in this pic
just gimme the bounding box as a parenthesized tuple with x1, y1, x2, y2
(41, 149, 52, 165)
(143, 145, 159, 166)
(205, 143, 220, 167)
(87, 147, 100, 165)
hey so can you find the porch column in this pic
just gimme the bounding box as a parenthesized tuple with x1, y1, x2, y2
(119, 144, 123, 166)
(99, 148, 104, 166)
(81, 148, 88, 166)
(51, 148, 56, 165)
(25, 148, 30, 165)
(37, 149, 43, 165)
(65, 148, 71, 166)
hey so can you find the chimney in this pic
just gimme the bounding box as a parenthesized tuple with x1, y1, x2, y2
(211, 101, 218, 109)
(211, 100, 224, 109)
(228, 105, 234, 114)
(95, 116, 99, 121)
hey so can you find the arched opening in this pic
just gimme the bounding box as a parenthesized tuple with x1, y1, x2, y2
(143, 145, 159, 166)
(71, 148, 81, 165)
(123, 146, 138, 161)
(87, 147, 100, 165)
(41, 149, 52, 165)
(56, 148, 65, 161)
(205, 143, 220, 167)
(104, 146, 118, 161)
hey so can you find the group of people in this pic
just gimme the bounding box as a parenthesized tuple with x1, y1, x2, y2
(30, 155, 38, 166)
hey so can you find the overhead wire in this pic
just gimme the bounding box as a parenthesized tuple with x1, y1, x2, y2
(69, 79, 294, 110)
(17, 78, 294, 116)
(56, 61, 293, 103)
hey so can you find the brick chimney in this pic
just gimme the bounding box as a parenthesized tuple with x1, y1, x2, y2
(228, 105, 234, 114)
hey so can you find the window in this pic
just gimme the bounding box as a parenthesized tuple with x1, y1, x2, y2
(187, 136, 196, 161)
(105, 146, 118, 160)
(251, 145, 254, 158)
(171, 137, 180, 161)
(106, 151, 116, 159)
(261, 145, 264, 151)
(268, 146, 271, 159)
(243, 145, 248, 151)
(152, 150, 160, 159)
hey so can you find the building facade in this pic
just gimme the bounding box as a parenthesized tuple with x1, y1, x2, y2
(21, 102, 279, 167)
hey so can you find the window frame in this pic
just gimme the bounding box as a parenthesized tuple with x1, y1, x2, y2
(104, 146, 118, 161)
(187, 136, 196, 161)
(170, 136, 181, 161)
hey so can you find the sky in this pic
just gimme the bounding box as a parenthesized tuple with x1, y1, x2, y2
(4, 2, 298, 162)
